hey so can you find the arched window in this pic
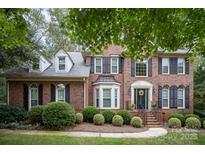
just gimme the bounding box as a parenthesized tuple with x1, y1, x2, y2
(30, 84, 38, 108)
(162, 86, 169, 109)
(177, 86, 185, 108)
(56, 84, 65, 102)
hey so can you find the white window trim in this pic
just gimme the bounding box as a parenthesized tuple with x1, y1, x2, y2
(111, 57, 119, 74)
(162, 58, 170, 74)
(177, 87, 185, 109)
(29, 84, 39, 110)
(56, 84, 65, 102)
(162, 87, 169, 109)
(177, 58, 185, 75)
(94, 57, 103, 74)
(135, 60, 148, 77)
(58, 56, 66, 71)
(94, 85, 120, 109)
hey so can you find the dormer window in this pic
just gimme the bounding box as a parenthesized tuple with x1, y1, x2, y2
(59, 57, 65, 70)
(32, 59, 40, 71)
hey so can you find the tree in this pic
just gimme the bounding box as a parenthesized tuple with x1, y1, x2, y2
(27, 9, 78, 57)
(0, 9, 34, 70)
(62, 9, 205, 59)
(194, 56, 205, 110)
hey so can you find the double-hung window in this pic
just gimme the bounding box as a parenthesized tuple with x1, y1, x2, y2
(135, 60, 148, 76)
(56, 84, 65, 102)
(103, 88, 111, 108)
(30, 84, 38, 107)
(111, 57, 119, 74)
(162, 58, 169, 74)
(33, 59, 40, 71)
(177, 58, 185, 74)
(177, 87, 184, 108)
(59, 57, 65, 70)
(114, 88, 118, 108)
(95, 57, 102, 73)
(162, 87, 169, 108)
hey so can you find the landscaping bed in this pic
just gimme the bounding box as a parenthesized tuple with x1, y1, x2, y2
(66, 123, 148, 133)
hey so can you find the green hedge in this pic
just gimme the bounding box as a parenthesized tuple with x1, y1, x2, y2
(28, 106, 45, 125)
(0, 105, 27, 123)
(82, 106, 99, 123)
(117, 110, 132, 125)
(168, 118, 181, 128)
(42, 102, 76, 129)
(168, 113, 185, 126)
(130, 116, 142, 128)
(102, 110, 116, 123)
(185, 117, 201, 129)
(93, 114, 105, 125)
(112, 115, 123, 126)
(75, 113, 83, 124)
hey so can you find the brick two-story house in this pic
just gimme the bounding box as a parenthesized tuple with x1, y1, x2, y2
(2, 45, 193, 124)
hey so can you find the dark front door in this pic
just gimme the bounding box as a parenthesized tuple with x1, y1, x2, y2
(134, 88, 148, 110)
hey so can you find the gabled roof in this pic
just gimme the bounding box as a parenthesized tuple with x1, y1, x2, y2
(53, 48, 74, 65)
(2, 51, 90, 79)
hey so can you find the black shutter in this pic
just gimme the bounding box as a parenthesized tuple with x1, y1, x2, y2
(107, 57, 111, 73)
(158, 86, 162, 109)
(170, 86, 174, 108)
(185, 58, 189, 74)
(38, 84, 43, 105)
(173, 85, 178, 108)
(65, 84, 70, 103)
(185, 86, 190, 109)
(50, 84, 56, 102)
(23, 84, 29, 111)
(170, 58, 178, 74)
(158, 57, 162, 74)
(119, 57, 123, 73)
(148, 58, 152, 77)
(131, 58, 135, 77)
(103, 57, 107, 73)
(90, 57, 94, 73)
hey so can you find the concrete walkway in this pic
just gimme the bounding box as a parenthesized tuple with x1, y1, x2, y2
(0, 128, 167, 138)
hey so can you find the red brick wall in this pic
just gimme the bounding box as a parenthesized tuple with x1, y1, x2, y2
(88, 45, 194, 119)
(8, 81, 85, 111)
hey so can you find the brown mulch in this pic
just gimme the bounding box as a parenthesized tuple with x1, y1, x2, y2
(66, 123, 148, 133)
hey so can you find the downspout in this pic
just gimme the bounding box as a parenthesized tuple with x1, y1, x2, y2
(83, 77, 86, 108)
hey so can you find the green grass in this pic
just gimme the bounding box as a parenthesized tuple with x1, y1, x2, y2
(0, 132, 205, 145)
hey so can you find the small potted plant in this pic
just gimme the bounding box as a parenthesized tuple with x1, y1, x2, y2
(151, 102, 157, 111)
(129, 103, 136, 110)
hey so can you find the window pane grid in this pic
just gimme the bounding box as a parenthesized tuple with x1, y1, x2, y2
(162, 88, 168, 108)
(114, 89, 118, 107)
(95, 58, 102, 73)
(177, 88, 184, 107)
(136, 62, 147, 76)
(178, 59, 185, 74)
(59, 57, 65, 70)
(103, 89, 111, 108)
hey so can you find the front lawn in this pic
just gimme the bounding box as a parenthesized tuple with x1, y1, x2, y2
(0, 132, 205, 145)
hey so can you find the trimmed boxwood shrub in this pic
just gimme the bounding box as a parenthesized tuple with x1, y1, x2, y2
(130, 116, 142, 128)
(185, 117, 201, 129)
(0, 104, 27, 123)
(28, 106, 45, 125)
(185, 114, 201, 121)
(168, 118, 181, 128)
(82, 106, 99, 123)
(75, 113, 83, 124)
(117, 110, 132, 125)
(168, 113, 185, 126)
(112, 115, 124, 126)
(93, 114, 105, 125)
(42, 102, 76, 129)
(102, 110, 116, 123)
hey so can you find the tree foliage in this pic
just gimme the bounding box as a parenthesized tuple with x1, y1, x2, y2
(62, 9, 205, 59)
(0, 9, 33, 70)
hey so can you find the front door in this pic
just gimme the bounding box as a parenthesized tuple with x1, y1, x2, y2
(134, 88, 148, 110)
